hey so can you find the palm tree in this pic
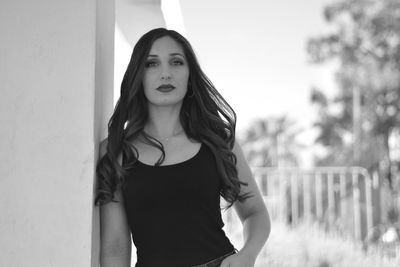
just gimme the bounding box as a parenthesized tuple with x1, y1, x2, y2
(239, 116, 304, 168)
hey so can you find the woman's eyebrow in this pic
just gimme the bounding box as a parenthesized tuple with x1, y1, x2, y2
(170, 53, 185, 57)
(147, 53, 185, 58)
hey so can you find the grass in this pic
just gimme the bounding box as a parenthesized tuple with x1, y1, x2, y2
(223, 214, 400, 267)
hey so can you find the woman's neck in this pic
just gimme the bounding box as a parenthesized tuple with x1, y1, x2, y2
(144, 105, 184, 138)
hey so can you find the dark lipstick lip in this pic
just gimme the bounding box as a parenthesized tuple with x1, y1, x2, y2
(157, 84, 175, 90)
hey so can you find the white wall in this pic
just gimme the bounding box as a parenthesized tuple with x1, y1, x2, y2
(0, 0, 114, 266)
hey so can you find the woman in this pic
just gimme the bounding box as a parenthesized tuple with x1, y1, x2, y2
(95, 28, 270, 267)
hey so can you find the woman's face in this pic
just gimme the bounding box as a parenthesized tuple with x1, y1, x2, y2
(142, 36, 190, 107)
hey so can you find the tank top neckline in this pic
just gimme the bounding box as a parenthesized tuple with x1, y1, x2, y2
(136, 143, 203, 168)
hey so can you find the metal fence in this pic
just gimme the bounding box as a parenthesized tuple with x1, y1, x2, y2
(224, 167, 387, 241)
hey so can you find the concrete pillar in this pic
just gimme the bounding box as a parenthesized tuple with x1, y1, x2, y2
(0, 0, 114, 266)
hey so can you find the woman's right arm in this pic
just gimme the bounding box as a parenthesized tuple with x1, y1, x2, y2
(98, 140, 132, 267)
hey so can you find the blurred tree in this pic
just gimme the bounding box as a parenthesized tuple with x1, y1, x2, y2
(307, 0, 400, 189)
(310, 87, 353, 166)
(238, 116, 304, 168)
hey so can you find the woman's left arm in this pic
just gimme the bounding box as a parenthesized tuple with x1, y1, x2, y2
(221, 140, 271, 267)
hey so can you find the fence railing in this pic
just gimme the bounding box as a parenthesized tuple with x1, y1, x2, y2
(224, 167, 386, 242)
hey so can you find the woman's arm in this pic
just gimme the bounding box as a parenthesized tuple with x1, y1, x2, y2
(221, 140, 271, 267)
(98, 140, 132, 267)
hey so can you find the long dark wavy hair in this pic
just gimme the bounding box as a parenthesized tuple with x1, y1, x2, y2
(95, 28, 252, 209)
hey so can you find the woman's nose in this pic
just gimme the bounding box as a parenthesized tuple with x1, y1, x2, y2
(160, 65, 171, 80)
(161, 74, 171, 80)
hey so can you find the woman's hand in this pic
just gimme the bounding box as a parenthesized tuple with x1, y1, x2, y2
(219, 251, 256, 267)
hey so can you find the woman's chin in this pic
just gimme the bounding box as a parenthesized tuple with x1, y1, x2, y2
(148, 98, 185, 107)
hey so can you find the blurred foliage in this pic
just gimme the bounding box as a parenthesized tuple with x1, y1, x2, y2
(307, 0, 400, 189)
(238, 116, 304, 168)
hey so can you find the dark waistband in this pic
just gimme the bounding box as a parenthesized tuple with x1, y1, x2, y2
(190, 249, 238, 267)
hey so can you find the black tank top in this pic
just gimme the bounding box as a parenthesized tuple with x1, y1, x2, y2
(122, 143, 235, 267)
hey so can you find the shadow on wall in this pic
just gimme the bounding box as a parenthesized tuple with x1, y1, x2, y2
(116, 0, 165, 46)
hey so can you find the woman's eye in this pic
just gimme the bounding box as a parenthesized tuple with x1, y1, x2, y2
(145, 61, 158, 68)
(171, 59, 184, 66)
